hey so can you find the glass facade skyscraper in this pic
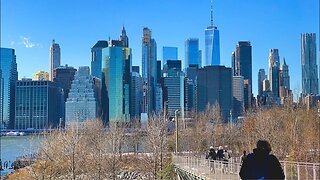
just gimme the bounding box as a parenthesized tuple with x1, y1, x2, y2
(204, 1, 220, 66)
(233, 76, 244, 119)
(205, 26, 220, 66)
(15, 80, 63, 129)
(91, 40, 109, 79)
(163, 46, 178, 65)
(258, 69, 267, 96)
(142, 27, 157, 114)
(0, 48, 18, 129)
(301, 33, 318, 96)
(49, 40, 61, 81)
(269, 49, 280, 98)
(185, 38, 201, 68)
(234, 41, 252, 110)
(197, 66, 232, 121)
(53, 64, 77, 102)
(65, 66, 100, 126)
(102, 42, 131, 122)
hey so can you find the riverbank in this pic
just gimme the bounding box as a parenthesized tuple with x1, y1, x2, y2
(0, 135, 42, 177)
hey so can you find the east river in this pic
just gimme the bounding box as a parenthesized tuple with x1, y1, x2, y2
(0, 135, 42, 176)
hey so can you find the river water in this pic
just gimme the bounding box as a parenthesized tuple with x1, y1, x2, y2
(0, 135, 42, 177)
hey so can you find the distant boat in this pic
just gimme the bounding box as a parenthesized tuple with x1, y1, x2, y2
(5, 131, 26, 136)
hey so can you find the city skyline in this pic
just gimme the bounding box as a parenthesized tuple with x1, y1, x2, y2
(1, 0, 319, 97)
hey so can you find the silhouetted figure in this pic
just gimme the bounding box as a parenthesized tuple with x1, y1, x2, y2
(241, 150, 247, 164)
(239, 140, 285, 180)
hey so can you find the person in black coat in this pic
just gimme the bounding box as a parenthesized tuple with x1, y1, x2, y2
(206, 146, 217, 160)
(239, 140, 285, 180)
(217, 146, 224, 160)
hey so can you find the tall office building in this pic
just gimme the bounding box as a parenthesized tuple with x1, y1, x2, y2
(301, 33, 318, 96)
(197, 66, 232, 121)
(204, 1, 220, 66)
(132, 66, 140, 74)
(157, 60, 162, 84)
(100, 40, 131, 123)
(232, 76, 244, 119)
(269, 49, 280, 98)
(162, 61, 184, 118)
(0, 48, 18, 129)
(142, 27, 157, 114)
(185, 38, 201, 68)
(49, 40, 61, 80)
(258, 69, 267, 96)
(120, 26, 129, 48)
(231, 51, 236, 75)
(91, 40, 109, 79)
(279, 58, 290, 90)
(15, 80, 63, 129)
(234, 41, 252, 110)
(65, 67, 100, 126)
(163, 46, 178, 65)
(91, 28, 129, 79)
(32, 71, 49, 81)
(53, 65, 77, 102)
(130, 71, 142, 119)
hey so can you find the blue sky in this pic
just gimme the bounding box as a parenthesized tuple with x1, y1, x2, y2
(1, 0, 319, 97)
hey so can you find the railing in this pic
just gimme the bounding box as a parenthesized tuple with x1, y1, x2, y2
(173, 155, 320, 180)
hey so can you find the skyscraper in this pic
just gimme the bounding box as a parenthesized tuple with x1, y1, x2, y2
(197, 66, 232, 121)
(163, 46, 178, 65)
(269, 49, 280, 98)
(233, 76, 244, 119)
(204, 1, 220, 66)
(15, 79, 64, 129)
(234, 41, 252, 110)
(120, 26, 129, 48)
(162, 61, 184, 118)
(142, 27, 157, 114)
(301, 33, 318, 96)
(53, 64, 77, 102)
(65, 67, 100, 126)
(101, 40, 131, 123)
(258, 69, 267, 96)
(185, 38, 201, 68)
(91, 40, 109, 79)
(279, 58, 290, 90)
(49, 40, 61, 81)
(91, 27, 129, 80)
(0, 48, 18, 129)
(130, 71, 142, 119)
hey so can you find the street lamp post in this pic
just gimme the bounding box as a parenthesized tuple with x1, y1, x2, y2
(175, 109, 179, 154)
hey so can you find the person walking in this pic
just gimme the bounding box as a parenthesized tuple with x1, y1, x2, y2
(240, 150, 247, 164)
(217, 146, 224, 161)
(239, 140, 285, 180)
(206, 146, 217, 171)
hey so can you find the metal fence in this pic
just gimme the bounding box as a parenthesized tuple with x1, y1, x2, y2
(173, 155, 320, 180)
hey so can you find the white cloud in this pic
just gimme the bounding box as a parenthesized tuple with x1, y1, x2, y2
(10, 41, 15, 46)
(21, 36, 40, 48)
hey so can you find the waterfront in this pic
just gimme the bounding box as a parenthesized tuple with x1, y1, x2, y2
(0, 135, 42, 176)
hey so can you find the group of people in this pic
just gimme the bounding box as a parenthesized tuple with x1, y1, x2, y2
(0, 159, 13, 171)
(206, 145, 231, 162)
(206, 140, 285, 179)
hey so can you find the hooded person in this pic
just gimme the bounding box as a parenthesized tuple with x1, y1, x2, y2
(206, 146, 217, 160)
(217, 146, 224, 160)
(239, 140, 285, 180)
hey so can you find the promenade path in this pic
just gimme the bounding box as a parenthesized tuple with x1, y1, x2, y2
(173, 155, 320, 180)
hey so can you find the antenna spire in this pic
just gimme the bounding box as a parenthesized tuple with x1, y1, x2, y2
(210, 0, 214, 26)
